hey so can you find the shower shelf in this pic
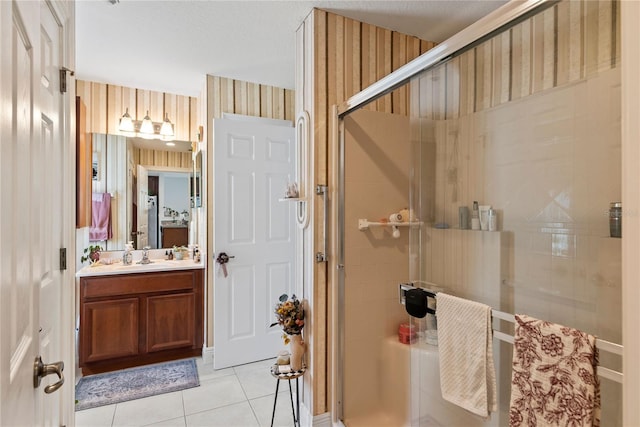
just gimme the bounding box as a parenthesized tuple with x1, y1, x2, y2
(358, 219, 423, 231)
(278, 197, 307, 202)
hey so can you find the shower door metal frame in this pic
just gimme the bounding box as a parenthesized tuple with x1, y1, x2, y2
(336, 0, 557, 118)
(330, 1, 558, 425)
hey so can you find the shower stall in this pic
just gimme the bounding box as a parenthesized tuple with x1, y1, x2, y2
(332, 0, 622, 425)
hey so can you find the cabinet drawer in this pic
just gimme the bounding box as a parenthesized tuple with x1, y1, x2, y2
(81, 270, 196, 299)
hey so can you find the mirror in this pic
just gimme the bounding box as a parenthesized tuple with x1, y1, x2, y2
(90, 133, 194, 250)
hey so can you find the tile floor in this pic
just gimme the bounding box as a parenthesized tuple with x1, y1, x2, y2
(75, 357, 299, 427)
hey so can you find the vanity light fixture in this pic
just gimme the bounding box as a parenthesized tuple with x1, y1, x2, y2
(117, 109, 175, 142)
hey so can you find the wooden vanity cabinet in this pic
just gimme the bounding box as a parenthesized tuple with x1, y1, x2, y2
(161, 226, 189, 247)
(79, 268, 203, 375)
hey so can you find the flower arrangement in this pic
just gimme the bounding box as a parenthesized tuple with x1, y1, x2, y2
(81, 245, 103, 264)
(173, 245, 188, 260)
(270, 294, 304, 344)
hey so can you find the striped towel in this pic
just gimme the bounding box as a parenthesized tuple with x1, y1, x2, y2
(509, 314, 600, 427)
(436, 293, 497, 417)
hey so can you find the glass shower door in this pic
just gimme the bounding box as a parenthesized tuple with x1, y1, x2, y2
(408, 0, 622, 425)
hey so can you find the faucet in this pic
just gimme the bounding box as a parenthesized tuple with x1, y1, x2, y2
(138, 246, 152, 264)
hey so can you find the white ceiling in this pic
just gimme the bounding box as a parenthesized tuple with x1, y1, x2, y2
(76, 0, 507, 97)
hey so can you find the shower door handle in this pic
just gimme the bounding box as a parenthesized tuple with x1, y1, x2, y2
(295, 111, 311, 229)
(316, 185, 328, 262)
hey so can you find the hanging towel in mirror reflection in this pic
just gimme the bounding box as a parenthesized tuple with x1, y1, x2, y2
(90, 192, 112, 241)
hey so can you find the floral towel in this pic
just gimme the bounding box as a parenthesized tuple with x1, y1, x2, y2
(509, 314, 600, 427)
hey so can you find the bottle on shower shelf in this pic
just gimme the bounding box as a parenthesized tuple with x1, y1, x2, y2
(488, 208, 497, 231)
(471, 201, 480, 230)
(609, 202, 622, 238)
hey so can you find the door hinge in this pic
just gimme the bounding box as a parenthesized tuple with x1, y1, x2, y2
(59, 248, 67, 271)
(59, 67, 75, 94)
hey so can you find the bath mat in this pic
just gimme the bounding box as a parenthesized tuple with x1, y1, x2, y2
(75, 358, 199, 411)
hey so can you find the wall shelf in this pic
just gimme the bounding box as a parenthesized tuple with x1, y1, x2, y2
(358, 219, 423, 231)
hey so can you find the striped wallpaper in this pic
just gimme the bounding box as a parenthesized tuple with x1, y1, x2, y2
(416, 0, 620, 120)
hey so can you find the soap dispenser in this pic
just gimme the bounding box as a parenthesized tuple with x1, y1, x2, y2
(123, 241, 134, 265)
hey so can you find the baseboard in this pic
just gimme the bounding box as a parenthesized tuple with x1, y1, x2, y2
(299, 404, 331, 427)
(202, 346, 214, 364)
(312, 412, 332, 426)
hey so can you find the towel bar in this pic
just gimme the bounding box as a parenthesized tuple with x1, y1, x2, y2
(489, 307, 623, 384)
(398, 282, 623, 383)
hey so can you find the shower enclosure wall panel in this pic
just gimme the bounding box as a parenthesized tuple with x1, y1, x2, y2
(342, 109, 412, 427)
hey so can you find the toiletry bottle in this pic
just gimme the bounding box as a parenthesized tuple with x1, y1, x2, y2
(168, 250, 174, 260)
(123, 241, 133, 265)
(459, 206, 469, 229)
(609, 202, 622, 238)
(488, 208, 497, 231)
(471, 201, 480, 230)
(399, 208, 410, 223)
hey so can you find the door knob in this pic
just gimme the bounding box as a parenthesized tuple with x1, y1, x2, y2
(215, 252, 235, 278)
(33, 356, 65, 394)
(216, 252, 235, 264)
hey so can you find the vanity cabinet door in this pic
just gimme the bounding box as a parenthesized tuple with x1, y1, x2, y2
(81, 297, 139, 363)
(146, 293, 196, 352)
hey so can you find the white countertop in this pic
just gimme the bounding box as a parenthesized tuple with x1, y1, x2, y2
(76, 258, 204, 278)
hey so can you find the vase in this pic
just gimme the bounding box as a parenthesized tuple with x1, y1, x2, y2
(289, 334, 305, 371)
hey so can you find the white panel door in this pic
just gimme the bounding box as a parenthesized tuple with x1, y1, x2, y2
(38, 3, 66, 425)
(0, 1, 72, 426)
(136, 165, 149, 249)
(213, 117, 296, 369)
